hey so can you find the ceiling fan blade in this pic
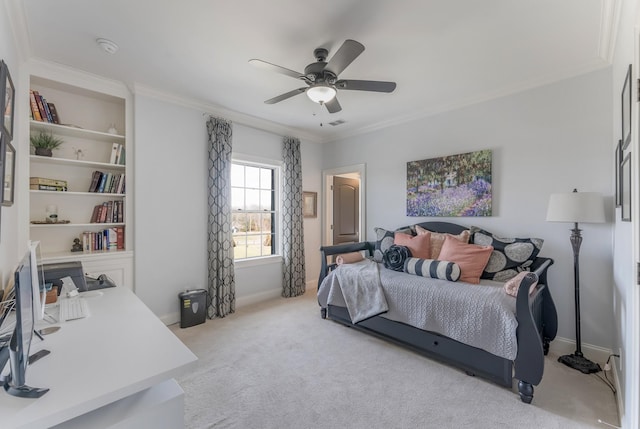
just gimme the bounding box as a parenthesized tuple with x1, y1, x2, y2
(264, 88, 307, 104)
(324, 97, 342, 113)
(325, 39, 365, 75)
(249, 59, 304, 80)
(335, 79, 396, 93)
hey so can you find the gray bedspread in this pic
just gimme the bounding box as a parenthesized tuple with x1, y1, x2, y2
(318, 263, 518, 360)
(321, 259, 388, 324)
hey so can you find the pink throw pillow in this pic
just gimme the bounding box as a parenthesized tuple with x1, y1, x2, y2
(394, 232, 431, 259)
(336, 252, 364, 265)
(415, 225, 470, 260)
(438, 235, 493, 284)
(504, 272, 539, 297)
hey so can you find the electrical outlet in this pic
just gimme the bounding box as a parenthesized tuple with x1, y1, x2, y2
(618, 347, 623, 372)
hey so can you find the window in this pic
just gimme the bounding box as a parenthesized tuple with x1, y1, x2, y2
(231, 161, 279, 260)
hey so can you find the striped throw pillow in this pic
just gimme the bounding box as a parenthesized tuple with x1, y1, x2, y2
(404, 257, 461, 282)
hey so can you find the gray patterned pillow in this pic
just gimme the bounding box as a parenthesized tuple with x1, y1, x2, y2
(470, 226, 543, 281)
(373, 227, 413, 262)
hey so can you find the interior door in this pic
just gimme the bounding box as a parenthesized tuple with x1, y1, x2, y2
(332, 176, 360, 245)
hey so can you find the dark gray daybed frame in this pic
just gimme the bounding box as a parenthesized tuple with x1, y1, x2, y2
(317, 221, 558, 403)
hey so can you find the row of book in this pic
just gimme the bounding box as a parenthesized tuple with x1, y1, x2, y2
(29, 90, 60, 124)
(81, 227, 125, 252)
(109, 143, 126, 165)
(29, 177, 68, 192)
(90, 200, 124, 224)
(89, 171, 125, 194)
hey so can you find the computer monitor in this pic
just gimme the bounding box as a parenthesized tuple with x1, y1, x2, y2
(1, 250, 49, 398)
(28, 241, 46, 321)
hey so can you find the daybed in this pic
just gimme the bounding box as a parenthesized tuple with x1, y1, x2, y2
(317, 221, 557, 403)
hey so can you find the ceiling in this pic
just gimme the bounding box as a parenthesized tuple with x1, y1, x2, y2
(9, 0, 616, 143)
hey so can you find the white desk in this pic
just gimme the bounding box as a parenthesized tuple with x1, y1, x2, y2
(0, 287, 197, 428)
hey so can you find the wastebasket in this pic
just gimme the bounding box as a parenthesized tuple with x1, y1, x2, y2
(178, 289, 207, 328)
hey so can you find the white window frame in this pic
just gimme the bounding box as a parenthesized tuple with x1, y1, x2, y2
(231, 154, 282, 268)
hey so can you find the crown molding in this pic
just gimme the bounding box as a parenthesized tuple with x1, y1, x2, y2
(598, 0, 621, 63)
(4, 0, 32, 62)
(132, 84, 322, 144)
(325, 58, 611, 144)
(27, 58, 131, 98)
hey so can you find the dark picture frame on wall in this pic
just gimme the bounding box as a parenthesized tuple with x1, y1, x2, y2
(621, 152, 631, 221)
(1, 60, 15, 140)
(622, 64, 632, 150)
(2, 139, 15, 207)
(615, 139, 622, 207)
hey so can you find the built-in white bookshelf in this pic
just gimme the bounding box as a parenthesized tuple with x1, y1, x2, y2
(27, 69, 134, 289)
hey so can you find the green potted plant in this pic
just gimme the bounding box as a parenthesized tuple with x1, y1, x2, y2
(30, 131, 63, 157)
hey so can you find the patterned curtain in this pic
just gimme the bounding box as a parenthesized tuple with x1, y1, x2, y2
(281, 136, 306, 297)
(206, 116, 235, 318)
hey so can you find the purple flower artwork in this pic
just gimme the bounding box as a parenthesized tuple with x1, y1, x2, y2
(407, 150, 492, 217)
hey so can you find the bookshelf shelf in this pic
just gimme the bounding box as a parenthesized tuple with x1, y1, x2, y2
(30, 155, 125, 170)
(27, 69, 133, 288)
(30, 120, 125, 142)
(30, 190, 125, 197)
(30, 222, 125, 228)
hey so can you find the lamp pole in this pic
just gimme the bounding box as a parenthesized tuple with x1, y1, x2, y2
(549, 188, 603, 374)
(570, 222, 583, 357)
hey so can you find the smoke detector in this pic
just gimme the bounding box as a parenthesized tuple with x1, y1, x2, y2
(96, 38, 119, 54)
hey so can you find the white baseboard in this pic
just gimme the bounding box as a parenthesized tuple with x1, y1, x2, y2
(236, 288, 282, 307)
(160, 312, 180, 326)
(550, 336, 622, 421)
(612, 358, 624, 424)
(161, 282, 317, 326)
(549, 336, 612, 365)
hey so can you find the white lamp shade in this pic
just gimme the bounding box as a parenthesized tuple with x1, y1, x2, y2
(546, 192, 605, 223)
(306, 85, 337, 104)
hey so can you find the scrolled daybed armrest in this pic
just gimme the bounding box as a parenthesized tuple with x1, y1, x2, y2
(318, 241, 375, 288)
(530, 257, 557, 345)
(530, 257, 554, 285)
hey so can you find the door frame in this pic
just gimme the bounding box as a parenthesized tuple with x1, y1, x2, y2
(630, 20, 640, 429)
(322, 164, 366, 246)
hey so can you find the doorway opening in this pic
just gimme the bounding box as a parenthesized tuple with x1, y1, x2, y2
(322, 164, 366, 246)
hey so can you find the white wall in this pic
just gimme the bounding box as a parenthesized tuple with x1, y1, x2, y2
(323, 68, 614, 349)
(134, 94, 322, 322)
(0, 3, 22, 288)
(133, 95, 209, 323)
(611, 0, 640, 425)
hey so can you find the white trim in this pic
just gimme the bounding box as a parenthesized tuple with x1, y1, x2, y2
(628, 17, 640, 429)
(159, 312, 180, 326)
(230, 157, 282, 262)
(234, 255, 282, 269)
(28, 58, 131, 98)
(321, 164, 366, 246)
(548, 336, 613, 366)
(133, 83, 322, 144)
(613, 357, 624, 427)
(598, 0, 621, 63)
(549, 336, 622, 422)
(236, 288, 281, 308)
(232, 152, 282, 167)
(4, 0, 32, 62)
(322, 60, 610, 144)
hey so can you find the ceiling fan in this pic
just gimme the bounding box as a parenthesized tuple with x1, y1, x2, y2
(249, 39, 396, 113)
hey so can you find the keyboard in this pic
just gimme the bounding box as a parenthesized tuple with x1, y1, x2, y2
(59, 297, 90, 321)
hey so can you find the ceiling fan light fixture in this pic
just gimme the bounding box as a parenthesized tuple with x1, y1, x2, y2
(307, 84, 336, 104)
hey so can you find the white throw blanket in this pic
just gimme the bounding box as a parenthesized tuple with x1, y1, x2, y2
(325, 259, 388, 323)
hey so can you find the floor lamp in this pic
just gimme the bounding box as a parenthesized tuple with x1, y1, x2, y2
(546, 189, 605, 374)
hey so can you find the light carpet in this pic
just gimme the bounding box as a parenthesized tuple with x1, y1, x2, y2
(172, 290, 619, 429)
